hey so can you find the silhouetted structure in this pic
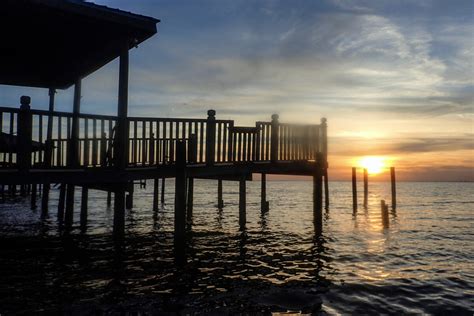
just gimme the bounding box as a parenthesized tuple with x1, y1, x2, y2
(0, 1, 328, 256)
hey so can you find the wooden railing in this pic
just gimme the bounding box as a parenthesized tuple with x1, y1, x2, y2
(0, 104, 327, 170)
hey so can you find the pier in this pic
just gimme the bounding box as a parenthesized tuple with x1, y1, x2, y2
(0, 1, 328, 253)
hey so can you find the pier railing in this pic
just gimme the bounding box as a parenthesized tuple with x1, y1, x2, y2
(0, 105, 327, 170)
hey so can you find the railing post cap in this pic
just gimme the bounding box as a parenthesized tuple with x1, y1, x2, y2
(271, 114, 279, 121)
(20, 95, 31, 109)
(321, 117, 327, 124)
(207, 109, 216, 117)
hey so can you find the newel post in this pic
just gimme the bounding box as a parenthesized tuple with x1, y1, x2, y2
(270, 114, 279, 162)
(206, 109, 216, 166)
(17, 96, 32, 172)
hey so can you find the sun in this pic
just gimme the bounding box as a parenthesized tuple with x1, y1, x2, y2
(358, 156, 386, 175)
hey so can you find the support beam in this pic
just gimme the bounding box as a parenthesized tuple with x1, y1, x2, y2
(65, 79, 82, 227)
(174, 141, 187, 263)
(153, 178, 159, 212)
(239, 175, 246, 231)
(57, 184, 66, 222)
(41, 88, 56, 216)
(113, 41, 130, 239)
(80, 187, 88, 227)
(391, 167, 396, 210)
(363, 168, 368, 208)
(107, 191, 112, 206)
(313, 162, 323, 233)
(324, 169, 329, 209)
(30, 183, 37, 210)
(161, 178, 166, 204)
(261, 173, 269, 212)
(187, 177, 194, 221)
(217, 179, 224, 209)
(352, 167, 357, 213)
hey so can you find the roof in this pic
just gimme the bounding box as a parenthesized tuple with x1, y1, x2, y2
(0, 0, 159, 89)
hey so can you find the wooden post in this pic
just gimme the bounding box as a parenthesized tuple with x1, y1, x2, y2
(113, 41, 130, 239)
(17, 96, 32, 173)
(107, 191, 112, 206)
(363, 168, 368, 208)
(321, 118, 329, 208)
(217, 179, 224, 209)
(261, 173, 269, 212)
(239, 175, 247, 231)
(206, 110, 216, 166)
(80, 187, 88, 227)
(57, 184, 66, 221)
(41, 88, 56, 216)
(391, 167, 396, 210)
(352, 167, 357, 213)
(313, 155, 323, 233)
(30, 183, 37, 210)
(187, 177, 194, 221)
(381, 200, 389, 228)
(161, 178, 166, 204)
(270, 114, 279, 162)
(153, 178, 159, 212)
(174, 140, 187, 262)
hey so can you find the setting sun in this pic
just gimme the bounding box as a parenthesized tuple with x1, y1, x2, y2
(358, 156, 386, 175)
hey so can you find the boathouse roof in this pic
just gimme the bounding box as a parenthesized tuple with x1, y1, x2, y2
(0, 0, 159, 89)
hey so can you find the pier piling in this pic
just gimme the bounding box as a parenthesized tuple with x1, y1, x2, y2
(261, 173, 269, 212)
(57, 184, 66, 221)
(363, 168, 368, 208)
(313, 161, 323, 233)
(161, 178, 166, 204)
(391, 167, 397, 210)
(381, 200, 389, 228)
(239, 175, 247, 231)
(65, 184, 75, 228)
(30, 184, 37, 210)
(80, 187, 88, 227)
(187, 177, 194, 221)
(217, 179, 224, 209)
(352, 167, 357, 213)
(153, 178, 159, 212)
(174, 141, 187, 260)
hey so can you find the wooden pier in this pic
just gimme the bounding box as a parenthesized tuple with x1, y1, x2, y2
(0, 1, 329, 255)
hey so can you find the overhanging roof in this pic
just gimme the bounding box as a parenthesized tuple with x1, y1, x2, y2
(0, 0, 159, 89)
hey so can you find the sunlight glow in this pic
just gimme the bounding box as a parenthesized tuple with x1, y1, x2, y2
(358, 156, 386, 175)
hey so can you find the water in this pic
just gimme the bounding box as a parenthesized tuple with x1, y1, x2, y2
(0, 181, 473, 314)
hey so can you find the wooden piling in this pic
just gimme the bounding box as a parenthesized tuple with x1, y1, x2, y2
(391, 167, 396, 210)
(30, 183, 37, 210)
(174, 141, 187, 260)
(161, 178, 166, 204)
(324, 169, 329, 209)
(313, 160, 323, 232)
(217, 179, 224, 209)
(107, 191, 112, 206)
(239, 175, 247, 230)
(41, 88, 56, 216)
(363, 168, 368, 207)
(57, 184, 66, 221)
(352, 167, 357, 213)
(80, 187, 88, 227)
(381, 200, 389, 228)
(65, 184, 75, 227)
(187, 178, 194, 221)
(153, 178, 159, 212)
(261, 173, 269, 212)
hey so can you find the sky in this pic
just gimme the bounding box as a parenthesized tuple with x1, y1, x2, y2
(1, 0, 472, 181)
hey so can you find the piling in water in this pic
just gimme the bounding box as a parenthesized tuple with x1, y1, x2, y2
(391, 167, 397, 210)
(352, 167, 357, 213)
(363, 168, 368, 208)
(381, 200, 389, 228)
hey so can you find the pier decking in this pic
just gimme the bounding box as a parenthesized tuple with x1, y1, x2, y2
(0, 1, 328, 258)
